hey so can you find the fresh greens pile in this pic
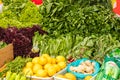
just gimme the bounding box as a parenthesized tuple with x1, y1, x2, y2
(32, 32, 74, 56)
(70, 34, 120, 64)
(40, 0, 120, 40)
(0, 56, 32, 77)
(0, 0, 42, 28)
(32, 32, 120, 64)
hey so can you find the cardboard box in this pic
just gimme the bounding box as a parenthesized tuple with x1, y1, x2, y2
(0, 44, 14, 68)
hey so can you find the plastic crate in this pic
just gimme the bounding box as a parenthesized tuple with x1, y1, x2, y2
(67, 58, 100, 79)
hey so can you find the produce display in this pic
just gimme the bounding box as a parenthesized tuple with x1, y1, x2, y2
(0, 0, 120, 80)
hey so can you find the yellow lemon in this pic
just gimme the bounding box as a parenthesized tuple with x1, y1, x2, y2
(36, 69, 48, 77)
(51, 58, 56, 64)
(56, 56, 65, 63)
(25, 62, 33, 69)
(32, 63, 42, 74)
(58, 62, 66, 69)
(53, 64, 61, 72)
(44, 63, 52, 70)
(64, 73, 76, 80)
(46, 57, 52, 64)
(41, 54, 50, 58)
(84, 76, 93, 80)
(39, 56, 47, 65)
(32, 57, 40, 64)
(47, 66, 57, 77)
(23, 67, 33, 76)
(56, 74, 66, 78)
(0, 1, 2, 4)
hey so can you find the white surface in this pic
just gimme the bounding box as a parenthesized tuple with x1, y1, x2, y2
(27, 76, 54, 80)
(0, 78, 5, 80)
(53, 68, 68, 80)
(0, 4, 3, 13)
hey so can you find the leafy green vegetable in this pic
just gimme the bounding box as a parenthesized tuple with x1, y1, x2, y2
(0, 56, 32, 77)
(33, 32, 120, 63)
(40, 0, 120, 40)
(31, 32, 40, 53)
(0, 0, 42, 28)
(19, 1, 42, 26)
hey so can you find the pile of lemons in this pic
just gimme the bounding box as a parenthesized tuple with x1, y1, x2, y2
(22, 54, 66, 78)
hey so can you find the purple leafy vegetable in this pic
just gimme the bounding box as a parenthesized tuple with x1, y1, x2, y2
(0, 25, 47, 58)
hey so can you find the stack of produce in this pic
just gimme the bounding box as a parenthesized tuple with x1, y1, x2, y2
(0, 0, 120, 80)
(22, 54, 67, 78)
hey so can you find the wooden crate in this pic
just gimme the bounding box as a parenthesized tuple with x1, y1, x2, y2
(0, 44, 14, 67)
